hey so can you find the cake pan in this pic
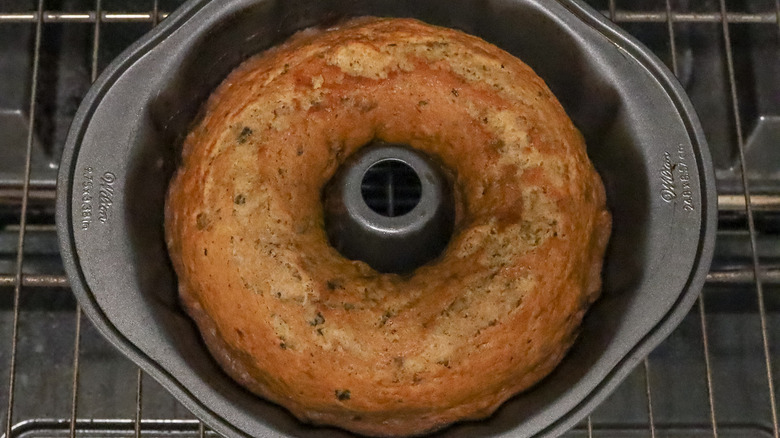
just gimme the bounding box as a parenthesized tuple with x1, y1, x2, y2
(56, 0, 717, 436)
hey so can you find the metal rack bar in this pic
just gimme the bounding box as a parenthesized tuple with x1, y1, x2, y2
(644, 358, 656, 438)
(0, 186, 56, 205)
(1, 185, 777, 211)
(69, 1, 102, 436)
(0, 274, 69, 287)
(1, 186, 776, 213)
(1, 267, 776, 289)
(91, 0, 101, 80)
(3, 0, 44, 437)
(718, 1, 779, 437)
(152, 0, 159, 27)
(4, 224, 58, 232)
(0, 10, 778, 24)
(718, 194, 780, 211)
(775, 0, 780, 32)
(587, 415, 593, 438)
(706, 268, 780, 284)
(699, 299, 719, 438)
(135, 369, 143, 438)
(610, 10, 779, 23)
(69, 306, 81, 438)
(0, 11, 169, 22)
(664, 0, 678, 75)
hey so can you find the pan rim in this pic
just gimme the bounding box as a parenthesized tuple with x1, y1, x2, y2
(55, 0, 717, 436)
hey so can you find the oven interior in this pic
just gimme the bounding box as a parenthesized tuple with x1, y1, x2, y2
(0, 0, 779, 436)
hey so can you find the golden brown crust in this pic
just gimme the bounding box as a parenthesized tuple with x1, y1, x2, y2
(165, 17, 611, 437)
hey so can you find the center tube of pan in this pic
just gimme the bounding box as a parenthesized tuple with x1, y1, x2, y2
(322, 142, 455, 274)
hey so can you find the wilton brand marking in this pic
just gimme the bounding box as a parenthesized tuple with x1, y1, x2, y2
(660, 152, 676, 202)
(98, 172, 116, 224)
(80, 167, 93, 230)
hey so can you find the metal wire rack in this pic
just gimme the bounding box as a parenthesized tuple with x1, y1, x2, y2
(1, 0, 779, 437)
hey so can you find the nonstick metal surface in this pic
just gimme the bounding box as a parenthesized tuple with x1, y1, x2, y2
(56, 0, 717, 436)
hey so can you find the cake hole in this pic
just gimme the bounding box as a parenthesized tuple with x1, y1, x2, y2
(322, 143, 455, 274)
(360, 159, 422, 217)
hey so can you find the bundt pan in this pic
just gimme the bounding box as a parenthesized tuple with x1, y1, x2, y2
(56, 0, 717, 436)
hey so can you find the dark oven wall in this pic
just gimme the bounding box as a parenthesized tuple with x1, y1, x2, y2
(0, 0, 778, 437)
